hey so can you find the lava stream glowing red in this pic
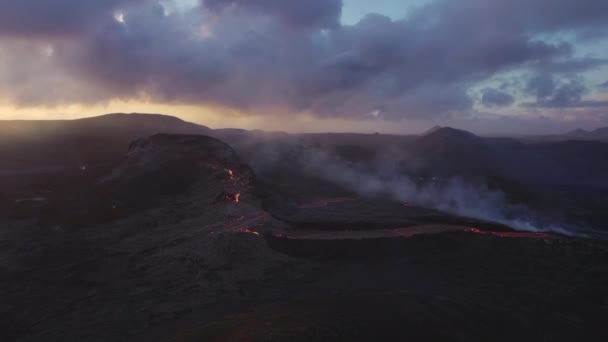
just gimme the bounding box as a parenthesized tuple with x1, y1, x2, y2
(224, 194, 239, 203)
(225, 169, 235, 179)
(279, 225, 552, 241)
(211, 209, 269, 235)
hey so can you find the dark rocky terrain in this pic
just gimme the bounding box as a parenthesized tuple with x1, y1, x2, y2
(1, 114, 608, 341)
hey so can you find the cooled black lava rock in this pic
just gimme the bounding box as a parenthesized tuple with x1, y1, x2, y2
(40, 134, 254, 227)
(102, 134, 249, 196)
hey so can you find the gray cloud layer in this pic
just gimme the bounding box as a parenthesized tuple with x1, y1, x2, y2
(481, 88, 515, 108)
(0, 0, 147, 37)
(0, 0, 607, 127)
(203, 0, 343, 28)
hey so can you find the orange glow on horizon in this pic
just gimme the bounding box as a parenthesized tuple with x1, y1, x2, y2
(0, 100, 424, 135)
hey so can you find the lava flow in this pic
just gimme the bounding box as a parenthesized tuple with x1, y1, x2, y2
(224, 193, 241, 203)
(217, 167, 249, 204)
(466, 228, 550, 239)
(242, 229, 261, 236)
(279, 225, 554, 241)
(210, 208, 269, 236)
(225, 169, 235, 179)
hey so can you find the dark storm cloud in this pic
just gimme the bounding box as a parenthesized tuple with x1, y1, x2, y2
(3, 0, 608, 121)
(424, 0, 608, 37)
(481, 88, 515, 108)
(0, 0, 146, 37)
(537, 80, 587, 107)
(524, 78, 608, 108)
(528, 99, 608, 109)
(526, 74, 556, 100)
(62, 2, 574, 117)
(538, 58, 608, 74)
(202, 0, 343, 28)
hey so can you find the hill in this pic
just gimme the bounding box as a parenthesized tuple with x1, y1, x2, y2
(0, 113, 212, 171)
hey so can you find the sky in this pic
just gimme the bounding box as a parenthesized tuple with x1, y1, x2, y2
(0, 0, 607, 135)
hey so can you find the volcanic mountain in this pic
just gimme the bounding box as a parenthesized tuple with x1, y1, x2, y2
(40, 134, 254, 227)
(3, 114, 608, 230)
(0, 113, 212, 171)
(422, 125, 443, 135)
(2, 114, 608, 341)
(411, 127, 491, 176)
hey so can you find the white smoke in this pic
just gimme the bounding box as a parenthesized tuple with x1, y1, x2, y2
(291, 146, 576, 235)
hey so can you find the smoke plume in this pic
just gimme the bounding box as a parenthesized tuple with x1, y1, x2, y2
(248, 142, 576, 235)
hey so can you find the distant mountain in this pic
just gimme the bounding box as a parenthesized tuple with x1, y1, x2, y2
(0, 113, 212, 170)
(416, 127, 486, 158)
(0, 113, 212, 139)
(530, 127, 608, 142)
(566, 128, 589, 137)
(420, 126, 479, 140)
(409, 127, 491, 176)
(422, 125, 443, 135)
(4, 113, 608, 189)
(400, 126, 608, 187)
(41, 134, 253, 227)
(565, 127, 608, 140)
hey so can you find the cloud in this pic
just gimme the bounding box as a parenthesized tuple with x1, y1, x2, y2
(526, 74, 556, 100)
(542, 80, 587, 107)
(524, 78, 608, 108)
(1, 0, 608, 125)
(0, 0, 147, 37)
(538, 58, 608, 74)
(61, 2, 574, 116)
(202, 0, 343, 29)
(481, 88, 515, 107)
(424, 0, 608, 37)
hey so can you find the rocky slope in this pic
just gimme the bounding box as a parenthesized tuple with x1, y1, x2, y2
(1, 118, 607, 341)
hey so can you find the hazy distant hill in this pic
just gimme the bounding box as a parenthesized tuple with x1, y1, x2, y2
(0, 113, 212, 170)
(3, 113, 607, 188)
(564, 127, 608, 140)
(528, 127, 608, 142)
(422, 125, 443, 135)
(411, 127, 491, 175)
(400, 126, 608, 187)
(0, 113, 212, 139)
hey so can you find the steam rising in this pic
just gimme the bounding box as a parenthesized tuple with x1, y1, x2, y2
(249, 143, 576, 236)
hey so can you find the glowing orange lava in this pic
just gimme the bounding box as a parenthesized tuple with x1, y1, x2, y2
(225, 169, 235, 179)
(278, 225, 553, 241)
(223, 193, 241, 203)
(211, 210, 269, 235)
(243, 229, 260, 236)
